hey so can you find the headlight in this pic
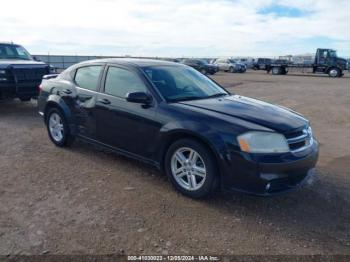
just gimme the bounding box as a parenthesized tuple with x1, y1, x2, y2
(0, 77, 7, 81)
(0, 70, 6, 74)
(237, 131, 289, 153)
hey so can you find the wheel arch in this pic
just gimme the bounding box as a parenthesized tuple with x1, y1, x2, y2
(44, 96, 76, 134)
(327, 66, 342, 77)
(158, 130, 224, 181)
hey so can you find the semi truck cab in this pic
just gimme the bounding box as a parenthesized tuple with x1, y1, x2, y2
(314, 48, 347, 77)
(268, 48, 348, 77)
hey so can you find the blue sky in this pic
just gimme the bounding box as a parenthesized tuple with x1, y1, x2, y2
(258, 4, 310, 17)
(1, 0, 349, 57)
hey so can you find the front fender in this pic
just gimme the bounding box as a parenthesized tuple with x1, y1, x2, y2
(155, 120, 231, 169)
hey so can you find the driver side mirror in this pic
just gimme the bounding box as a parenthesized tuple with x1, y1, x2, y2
(126, 92, 153, 105)
(33, 56, 41, 62)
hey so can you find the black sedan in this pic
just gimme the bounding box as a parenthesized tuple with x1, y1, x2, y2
(38, 59, 318, 198)
(182, 59, 218, 75)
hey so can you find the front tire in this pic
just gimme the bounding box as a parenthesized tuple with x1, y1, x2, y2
(200, 68, 207, 75)
(328, 67, 341, 77)
(46, 107, 74, 147)
(165, 139, 218, 198)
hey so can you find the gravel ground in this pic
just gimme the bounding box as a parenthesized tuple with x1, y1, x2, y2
(0, 70, 349, 255)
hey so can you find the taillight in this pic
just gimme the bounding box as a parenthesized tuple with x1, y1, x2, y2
(38, 84, 43, 92)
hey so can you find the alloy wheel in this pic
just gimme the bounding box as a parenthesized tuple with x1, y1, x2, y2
(170, 147, 207, 191)
(49, 112, 64, 142)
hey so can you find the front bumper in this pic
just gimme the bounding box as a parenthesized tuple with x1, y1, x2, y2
(206, 67, 218, 74)
(0, 81, 39, 97)
(221, 139, 319, 196)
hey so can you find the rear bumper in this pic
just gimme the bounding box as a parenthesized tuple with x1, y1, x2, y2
(221, 139, 319, 196)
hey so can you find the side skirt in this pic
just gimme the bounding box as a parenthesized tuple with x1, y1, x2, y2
(77, 135, 161, 170)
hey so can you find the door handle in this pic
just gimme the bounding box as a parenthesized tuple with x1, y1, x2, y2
(78, 96, 93, 102)
(63, 89, 72, 94)
(98, 98, 111, 105)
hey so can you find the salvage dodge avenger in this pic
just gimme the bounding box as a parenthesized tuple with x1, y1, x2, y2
(38, 59, 319, 198)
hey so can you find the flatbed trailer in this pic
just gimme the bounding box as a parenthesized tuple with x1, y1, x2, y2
(266, 48, 348, 78)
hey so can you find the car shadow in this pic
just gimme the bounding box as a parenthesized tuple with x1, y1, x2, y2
(206, 172, 350, 250)
(74, 137, 350, 251)
(72, 137, 350, 248)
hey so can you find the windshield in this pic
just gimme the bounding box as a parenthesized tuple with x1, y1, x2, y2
(329, 50, 337, 58)
(143, 65, 228, 102)
(0, 44, 32, 60)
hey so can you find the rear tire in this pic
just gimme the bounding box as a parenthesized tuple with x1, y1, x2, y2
(46, 107, 75, 147)
(165, 139, 218, 199)
(229, 67, 235, 73)
(272, 67, 281, 75)
(200, 68, 207, 75)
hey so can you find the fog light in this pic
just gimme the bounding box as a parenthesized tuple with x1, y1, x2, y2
(265, 183, 271, 191)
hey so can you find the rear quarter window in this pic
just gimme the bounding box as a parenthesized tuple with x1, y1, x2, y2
(74, 66, 102, 91)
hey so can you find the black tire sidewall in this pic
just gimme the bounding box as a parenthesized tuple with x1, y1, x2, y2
(46, 108, 70, 147)
(165, 139, 218, 198)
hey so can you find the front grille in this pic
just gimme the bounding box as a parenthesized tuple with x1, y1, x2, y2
(284, 130, 304, 139)
(13, 67, 48, 83)
(11, 66, 49, 95)
(285, 126, 313, 152)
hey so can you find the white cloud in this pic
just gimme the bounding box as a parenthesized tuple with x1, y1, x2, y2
(1, 0, 349, 57)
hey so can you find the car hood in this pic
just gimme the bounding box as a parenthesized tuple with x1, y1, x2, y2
(337, 57, 347, 65)
(178, 95, 308, 133)
(0, 59, 47, 68)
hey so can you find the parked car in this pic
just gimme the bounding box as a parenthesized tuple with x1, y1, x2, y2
(233, 58, 255, 69)
(182, 59, 218, 75)
(253, 58, 273, 70)
(0, 42, 50, 101)
(160, 58, 181, 63)
(38, 59, 318, 198)
(214, 58, 246, 73)
(209, 58, 218, 64)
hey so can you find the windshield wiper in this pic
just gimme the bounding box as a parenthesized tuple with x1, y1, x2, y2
(168, 93, 228, 102)
(6, 57, 30, 60)
(206, 93, 228, 98)
(168, 96, 204, 102)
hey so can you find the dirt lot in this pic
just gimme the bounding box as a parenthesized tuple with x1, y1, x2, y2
(0, 70, 349, 256)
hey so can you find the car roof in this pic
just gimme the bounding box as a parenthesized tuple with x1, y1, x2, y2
(0, 42, 19, 45)
(77, 58, 181, 68)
